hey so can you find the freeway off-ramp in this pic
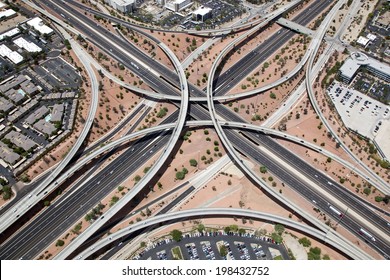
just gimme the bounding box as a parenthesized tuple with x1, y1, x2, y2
(2, 0, 386, 260)
(69, 208, 373, 260)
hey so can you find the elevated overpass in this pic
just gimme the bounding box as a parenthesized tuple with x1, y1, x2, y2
(67, 208, 373, 260)
(277, 18, 316, 37)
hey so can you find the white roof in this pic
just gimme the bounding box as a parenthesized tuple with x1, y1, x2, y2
(0, 44, 23, 64)
(26, 17, 53, 35)
(0, 2, 6, 9)
(8, 51, 23, 64)
(357, 36, 369, 46)
(339, 58, 361, 79)
(0, 28, 20, 41)
(112, 0, 134, 4)
(13, 37, 42, 53)
(0, 44, 11, 57)
(193, 6, 212, 16)
(340, 52, 390, 80)
(0, 9, 16, 19)
(367, 33, 377, 41)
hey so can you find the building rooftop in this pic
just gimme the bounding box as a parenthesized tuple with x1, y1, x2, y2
(25, 105, 49, 125)
(339, 58, 361, 80)
(13, 37, 42, 53)
(0, 75, 27, 93)
(367, 33, 377, 41)
(357, 36, 369, 47)
(0, 96, 14, 112)
(0, 28, 20, 41)
(0, 44, 22, 64)
(3, 88, 25, 104)
(5, 130, 37, 151)
(0, 142, 20, 165)
(111, 0, 134, 5)
(0, 44, 11, 57)
(51, 103, 64, 122)
(0, 9, 16, 20)
(26, 17, 54, 35)
(33, 119, 56, 135)
(20, 79, 38, 95)
(193, 6, 212, 16)
(339, 52, 390, 81)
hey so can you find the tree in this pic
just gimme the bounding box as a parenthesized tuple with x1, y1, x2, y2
(176, 171, 185, 180)
(219, 245, 228, 257)
(270, 92, 276, 99)
(298, 237, 311, 247)
(363, 187, 371, 196)
(134, 175, 141, 182)
(271, 232, 283, 244)
(230, 225, 238, 232)
(274, 224, 285, 235)
(56, 240, 65, 247)
(189, 159, 198, 167)
(197, 224, 205, 233)
(260, 166, 267, 173)
(308, 247, 321, 260)
(171, 229, 183, 242)
(1, 185, 12, 200)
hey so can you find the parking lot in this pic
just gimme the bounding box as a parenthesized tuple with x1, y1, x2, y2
(353, 75, 390, 103)
(136, 231, 288, 260)
(39, 57, 81, 89)
(327, 81, 390, 139)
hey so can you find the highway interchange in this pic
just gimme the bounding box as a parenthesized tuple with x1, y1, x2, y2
(0, 0, 389, 260)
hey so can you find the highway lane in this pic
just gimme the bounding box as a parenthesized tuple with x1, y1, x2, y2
(212, 0, 333, 95)
(214, 101, 390, 236)
(99, 186, 195, 260)
(12, 0, 386, 258)
(0, 103, 147, 216)
(45, 0, 389, 228)
(223, 129, 390, 256)
(47, 0, 389, 245)
(0, 112, 179, 260)
(78, 208, 374, 260)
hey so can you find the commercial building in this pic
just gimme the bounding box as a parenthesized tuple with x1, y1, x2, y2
(26, 17, 54, 35)
(13, 37, 42, 53)
(339, 52, 390, 84)
(356, 36, 370, 48)
(0, 44, 23, 64)
(192, 6, 212, 22)
(165, 0, 192, 12)
(0, 9, 16, 21)
(0, 28, 20, 41)
(104, 0, 135, 13)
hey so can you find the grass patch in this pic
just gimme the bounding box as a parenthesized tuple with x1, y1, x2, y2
(273, 255, 283, 260)
(171, 246, 183, 260)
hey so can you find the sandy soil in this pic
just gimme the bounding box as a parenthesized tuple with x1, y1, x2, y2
(121, 160, 351, 260)
(341, 1, 377, 43)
